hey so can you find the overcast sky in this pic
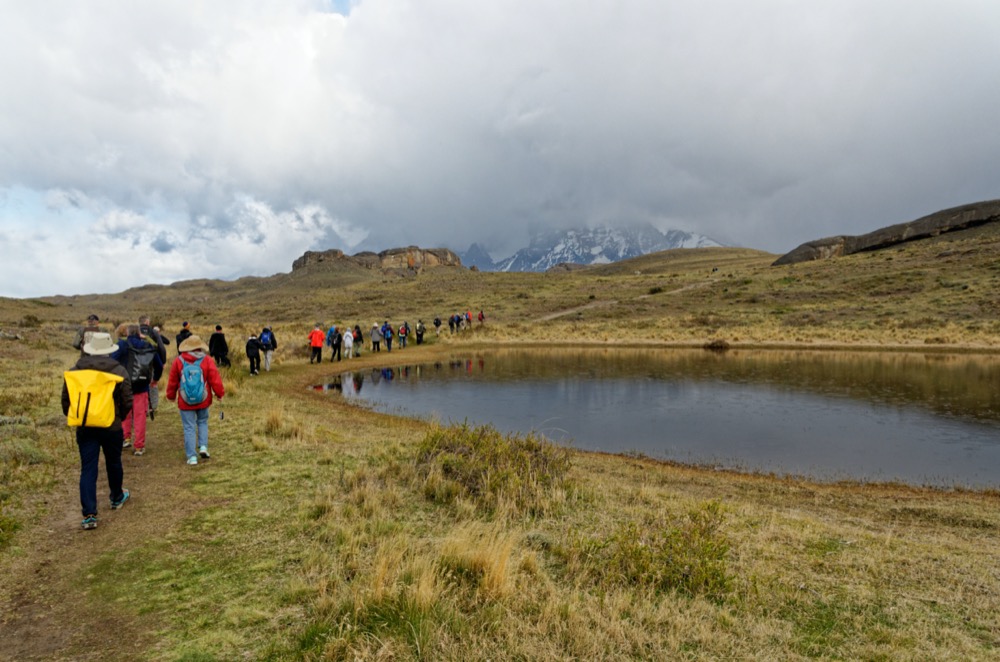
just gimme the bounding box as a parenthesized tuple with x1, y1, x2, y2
(2, 0, 998, 297)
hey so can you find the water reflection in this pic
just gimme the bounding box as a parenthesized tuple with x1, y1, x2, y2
(314, 348, 1000, 487)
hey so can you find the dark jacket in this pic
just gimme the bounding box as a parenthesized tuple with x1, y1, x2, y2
(246, 337, 263, 358)
(140, 324, 168, 363)
(176, 328, 193, 352)
(209, 332, 229, 359)
(62, 355, 133, 432)
(112, 336, 165, 395)
(260, 328, 277, 350)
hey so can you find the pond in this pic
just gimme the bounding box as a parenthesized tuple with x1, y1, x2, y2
(315, 348, 1000, 488)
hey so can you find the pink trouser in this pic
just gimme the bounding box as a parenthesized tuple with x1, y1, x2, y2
(123, 391, 150, 450)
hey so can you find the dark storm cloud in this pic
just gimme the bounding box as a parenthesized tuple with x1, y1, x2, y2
(1, 0, 998, 295)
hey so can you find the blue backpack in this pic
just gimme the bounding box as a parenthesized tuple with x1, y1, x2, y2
(260, 330, 273, 347)
(180, 356, 207, 405)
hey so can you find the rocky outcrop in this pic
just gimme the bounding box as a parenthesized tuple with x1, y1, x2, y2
(773, 199, 1000, 266)
(292, 246, 462, 273)
(292, 249, 346, 271)
(377, 247, 462, 270)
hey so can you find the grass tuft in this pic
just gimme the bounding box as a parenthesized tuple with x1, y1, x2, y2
(415, 423, 572, 517)
(576, 501, 733, 602)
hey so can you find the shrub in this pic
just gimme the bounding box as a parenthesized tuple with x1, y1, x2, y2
(415, 423, 572, 517)
(579, 501, 733, 602)
(704, 338, 730, 351)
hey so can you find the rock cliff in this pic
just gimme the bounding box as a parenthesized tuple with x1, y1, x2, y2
(773, 199, 1000, 266)
(292, 246, 462, 273)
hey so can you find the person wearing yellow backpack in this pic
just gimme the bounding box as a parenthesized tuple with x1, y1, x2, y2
(61, 332, 133, 530)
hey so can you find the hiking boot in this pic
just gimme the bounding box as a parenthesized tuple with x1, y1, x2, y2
(199, 446, 210, 459)
(133, 448, 145, 456)
(149, 409, 156, 421)
(122, 440, 132, 449)
(81, 515, 98, 530)
(187, 456, 198, 466)
(111, 489, 130, 510)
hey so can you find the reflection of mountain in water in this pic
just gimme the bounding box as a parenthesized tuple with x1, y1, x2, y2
(319, 348, 1000, 425)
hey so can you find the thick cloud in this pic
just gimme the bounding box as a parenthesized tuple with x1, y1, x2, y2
(1, 0, 998, 296)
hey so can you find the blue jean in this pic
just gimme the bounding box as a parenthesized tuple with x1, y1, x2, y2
(179, 407, 210, 459)
(77, 427, 125, 516)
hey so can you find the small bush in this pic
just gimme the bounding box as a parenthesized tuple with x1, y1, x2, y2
(703, 339, 730, 351)
(415, 423, 572, 517)
(0, 512, 22, 548)
(579, 502, 733, 602)
(648, 286, 664, 295)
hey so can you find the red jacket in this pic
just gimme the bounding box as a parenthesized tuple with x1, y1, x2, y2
(165, 351, 225, 410)
(308, 329, 325, 348)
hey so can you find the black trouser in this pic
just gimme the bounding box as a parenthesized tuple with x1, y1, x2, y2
(248, 354, 260, 374)
(77, 427, 125, 517)
(310, 347, 322, 363)
(330, 344, 341, 361)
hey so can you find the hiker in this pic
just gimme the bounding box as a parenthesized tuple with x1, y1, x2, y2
(61, 332, 133, 530)
(433, 316, 441, 335)
(144, 323, 168, 420)
(260, 326, 277, 371)
(326, 324, 342, 362)
(398, 322, 409, 348)
(352, 325, 363, 357)
(208, 325, 231, 367)
(415, 320, 425, 345)
(71, 314, 104, 355)
(175, 321, 193, 353)
(478, 310, 485, 325)
(448, 315, 455, 333)
(342, 326, 353, 358)
(165, 335, 225, 465)
(382, 320, 394, 352)
(138, 316, 167, 360)
(308, 323, 325, 363)
(246, 333, 263, 375)
(370, 323, 382, 352)
(113, 322, 129, 347)
(116, 325, 163, 456)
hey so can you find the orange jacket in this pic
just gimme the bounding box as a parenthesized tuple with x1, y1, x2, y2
(308, 329, 325, 348)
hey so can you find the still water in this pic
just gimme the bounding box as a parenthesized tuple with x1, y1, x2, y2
(317, 348, 1000, 488)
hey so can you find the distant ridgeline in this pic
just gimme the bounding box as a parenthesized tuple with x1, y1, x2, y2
(291, 246, 462, 273)
(773, 199, 1000, 266)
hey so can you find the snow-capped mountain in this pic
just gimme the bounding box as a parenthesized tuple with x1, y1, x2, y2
(459, 224, 721, 272)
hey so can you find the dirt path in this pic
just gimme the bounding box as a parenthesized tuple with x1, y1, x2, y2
(534, 299, 619, 322)
(0, 421, 201, 661)
(533, 278, 716, 323)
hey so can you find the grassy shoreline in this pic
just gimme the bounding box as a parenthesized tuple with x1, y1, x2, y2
(4, 232, 1000, 658)
(3, 335, 1000, 659)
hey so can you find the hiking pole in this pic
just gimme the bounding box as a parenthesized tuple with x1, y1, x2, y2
(219, 398, 224, 421)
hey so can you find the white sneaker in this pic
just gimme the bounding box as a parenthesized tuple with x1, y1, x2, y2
(187, 456, 198, 465)
(199, 446, 210, 459)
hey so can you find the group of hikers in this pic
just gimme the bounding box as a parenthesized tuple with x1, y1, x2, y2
(62, 309, 486, 531)
(64, 315, 226, 530)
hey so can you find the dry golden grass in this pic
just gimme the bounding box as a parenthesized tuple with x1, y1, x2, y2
(3, 225, 1000, 659)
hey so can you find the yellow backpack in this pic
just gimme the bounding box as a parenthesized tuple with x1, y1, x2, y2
(64, 369, 123, 428)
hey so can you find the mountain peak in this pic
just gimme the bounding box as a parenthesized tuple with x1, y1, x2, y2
(460, 223, 721, 272)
